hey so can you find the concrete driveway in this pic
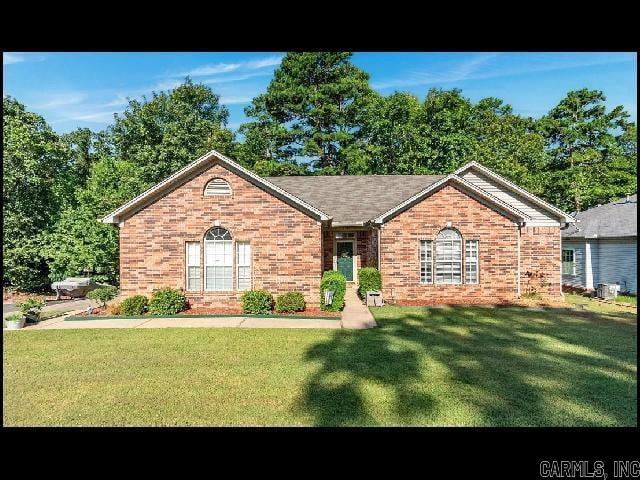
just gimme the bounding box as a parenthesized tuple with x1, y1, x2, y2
(3, 298, 95, 319)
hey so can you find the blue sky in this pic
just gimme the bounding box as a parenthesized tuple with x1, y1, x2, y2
(3, 52, 637, 134)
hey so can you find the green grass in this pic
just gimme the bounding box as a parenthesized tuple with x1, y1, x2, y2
(616, 294, 637, 306)
(3, 299, 636, 426)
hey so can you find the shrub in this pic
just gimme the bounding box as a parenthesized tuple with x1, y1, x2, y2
(86, 286, 118, 307)
(320, 270, 346, 311)
(16, 297, 45, 317)
(120, 295, 148, 316)
(5, 313, 22, 322)
(106, 303, 121, 315)
(275, 292, 305, 313)
(148, 287, 187, 315)
(241, 290, 274, 314)
(357, 267, 382, 298)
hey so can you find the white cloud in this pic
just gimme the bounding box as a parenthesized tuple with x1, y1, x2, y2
(372, 52, 636, 90)
(178, 54, 282, 78)
(34, 92, 87, 109)
(3, 52, 46, 65)
(99, 94, 130, 107)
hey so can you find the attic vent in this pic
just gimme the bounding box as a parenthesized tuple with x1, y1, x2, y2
(204, 178, 232, 196)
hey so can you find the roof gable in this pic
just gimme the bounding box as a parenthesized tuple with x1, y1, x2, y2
(373, 174, 530, 224)
(101, 150, 330, 224)
(455, 162, 575, 223)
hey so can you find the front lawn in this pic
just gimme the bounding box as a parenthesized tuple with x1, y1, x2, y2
(3, 298, 636, 426)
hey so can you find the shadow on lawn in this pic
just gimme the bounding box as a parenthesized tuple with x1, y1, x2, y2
(296, 306, 637, 426)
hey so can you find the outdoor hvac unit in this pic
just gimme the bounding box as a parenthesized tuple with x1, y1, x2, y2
(596, 283, 618, 300)
(366, 291, 383, 307)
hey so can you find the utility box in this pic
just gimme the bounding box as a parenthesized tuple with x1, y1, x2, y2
(596, 283, 618, 300)
(366, 291, 383, 307)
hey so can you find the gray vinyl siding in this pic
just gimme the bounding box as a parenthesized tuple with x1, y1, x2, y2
(597, 238, 637, 294)
(562, 240, 586, 287)
(561, 237, 637, 294)
(461, 170, 561, 226)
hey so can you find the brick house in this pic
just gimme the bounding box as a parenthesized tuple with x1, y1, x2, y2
(102, 149, 575, 308)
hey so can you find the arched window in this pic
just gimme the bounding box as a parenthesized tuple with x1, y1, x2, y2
(204, 178, 232, 196)
(435, 228, 462, 284)
(204, 227, 232, 290)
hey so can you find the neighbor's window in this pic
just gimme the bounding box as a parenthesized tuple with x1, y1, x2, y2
(204, 178, 232, 196)
(562, 249, 575, 275)
(185, 242, 200, 291)
(435, 228, 462, 284)
(236, 242, 251, 291)
(465, 240, 479, 284)
(420, 240, 433, 284)
(204, 227, 233, 291)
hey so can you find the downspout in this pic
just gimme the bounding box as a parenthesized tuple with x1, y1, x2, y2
(516, 222, 521, 298)
(559, 225, 565, 298)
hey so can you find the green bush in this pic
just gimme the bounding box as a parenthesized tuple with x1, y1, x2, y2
(16, 297, 45, 317)
(120, 295, 148, 316)
(275, 292, 305, 313)
(86, 286, 118, 307)
(357, 267, 382, 298)
(5, 313, 22, 322)
(148, 287, 187, 315)
(241, 290, 274, 314)
(320, 270, 346, 311)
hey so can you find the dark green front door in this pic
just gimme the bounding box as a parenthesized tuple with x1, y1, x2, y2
(337, 241, 354, 281)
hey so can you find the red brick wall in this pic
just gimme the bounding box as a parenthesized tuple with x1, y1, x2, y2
(119, 162, 322, 308)
(519, 226, 561, 297)
(379, 184, 520, 305)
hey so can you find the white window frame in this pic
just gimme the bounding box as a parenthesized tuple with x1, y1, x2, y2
(465, 240, 479, 284)
(562, 248, 576, 276)
(236, 241, 251, 291)
(419, 240, 433, 284)
(435, 229, 462, 285)
(185, 242, 201, 291)
(204, 228, 233, 291)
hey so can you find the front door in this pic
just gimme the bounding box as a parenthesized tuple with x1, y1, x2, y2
(336, 241, 354, 281)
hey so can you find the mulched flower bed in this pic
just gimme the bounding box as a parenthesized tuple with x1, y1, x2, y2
(75, 306, 341, 318)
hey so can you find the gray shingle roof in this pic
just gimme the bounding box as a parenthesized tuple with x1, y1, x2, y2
(562, 194, 637, 239)
(266, 175, 444, 225)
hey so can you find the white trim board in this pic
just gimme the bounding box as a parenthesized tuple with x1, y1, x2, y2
(455, 161, 575, 223)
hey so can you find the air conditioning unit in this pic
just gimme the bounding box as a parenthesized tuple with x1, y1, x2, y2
(596, 283, 618, 300)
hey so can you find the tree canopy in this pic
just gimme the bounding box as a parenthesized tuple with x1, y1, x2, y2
(2, 56, 636, 292)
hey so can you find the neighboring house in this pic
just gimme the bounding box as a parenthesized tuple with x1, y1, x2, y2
(102, 149, 575, 307)
(561, 195, 637, 294)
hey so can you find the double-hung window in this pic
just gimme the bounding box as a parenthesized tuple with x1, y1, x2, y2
(465, 240, 479, 284)
(236, 242, 251, 291)
(435, 229, 462, 284)
(185, 242, 201, 291)
(204, 228, 233, 291)
(562, 249, 575, 275)
(420, 240, 433, 283)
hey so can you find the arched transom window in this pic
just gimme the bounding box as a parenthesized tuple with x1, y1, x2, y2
(204, 227, 233, 290)
(204, 178, 232, 196)
(435, 228, 462, 284)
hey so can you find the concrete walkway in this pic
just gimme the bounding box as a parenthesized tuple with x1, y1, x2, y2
(340, 284, 377, 329)
(21, 314, 343, 330)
